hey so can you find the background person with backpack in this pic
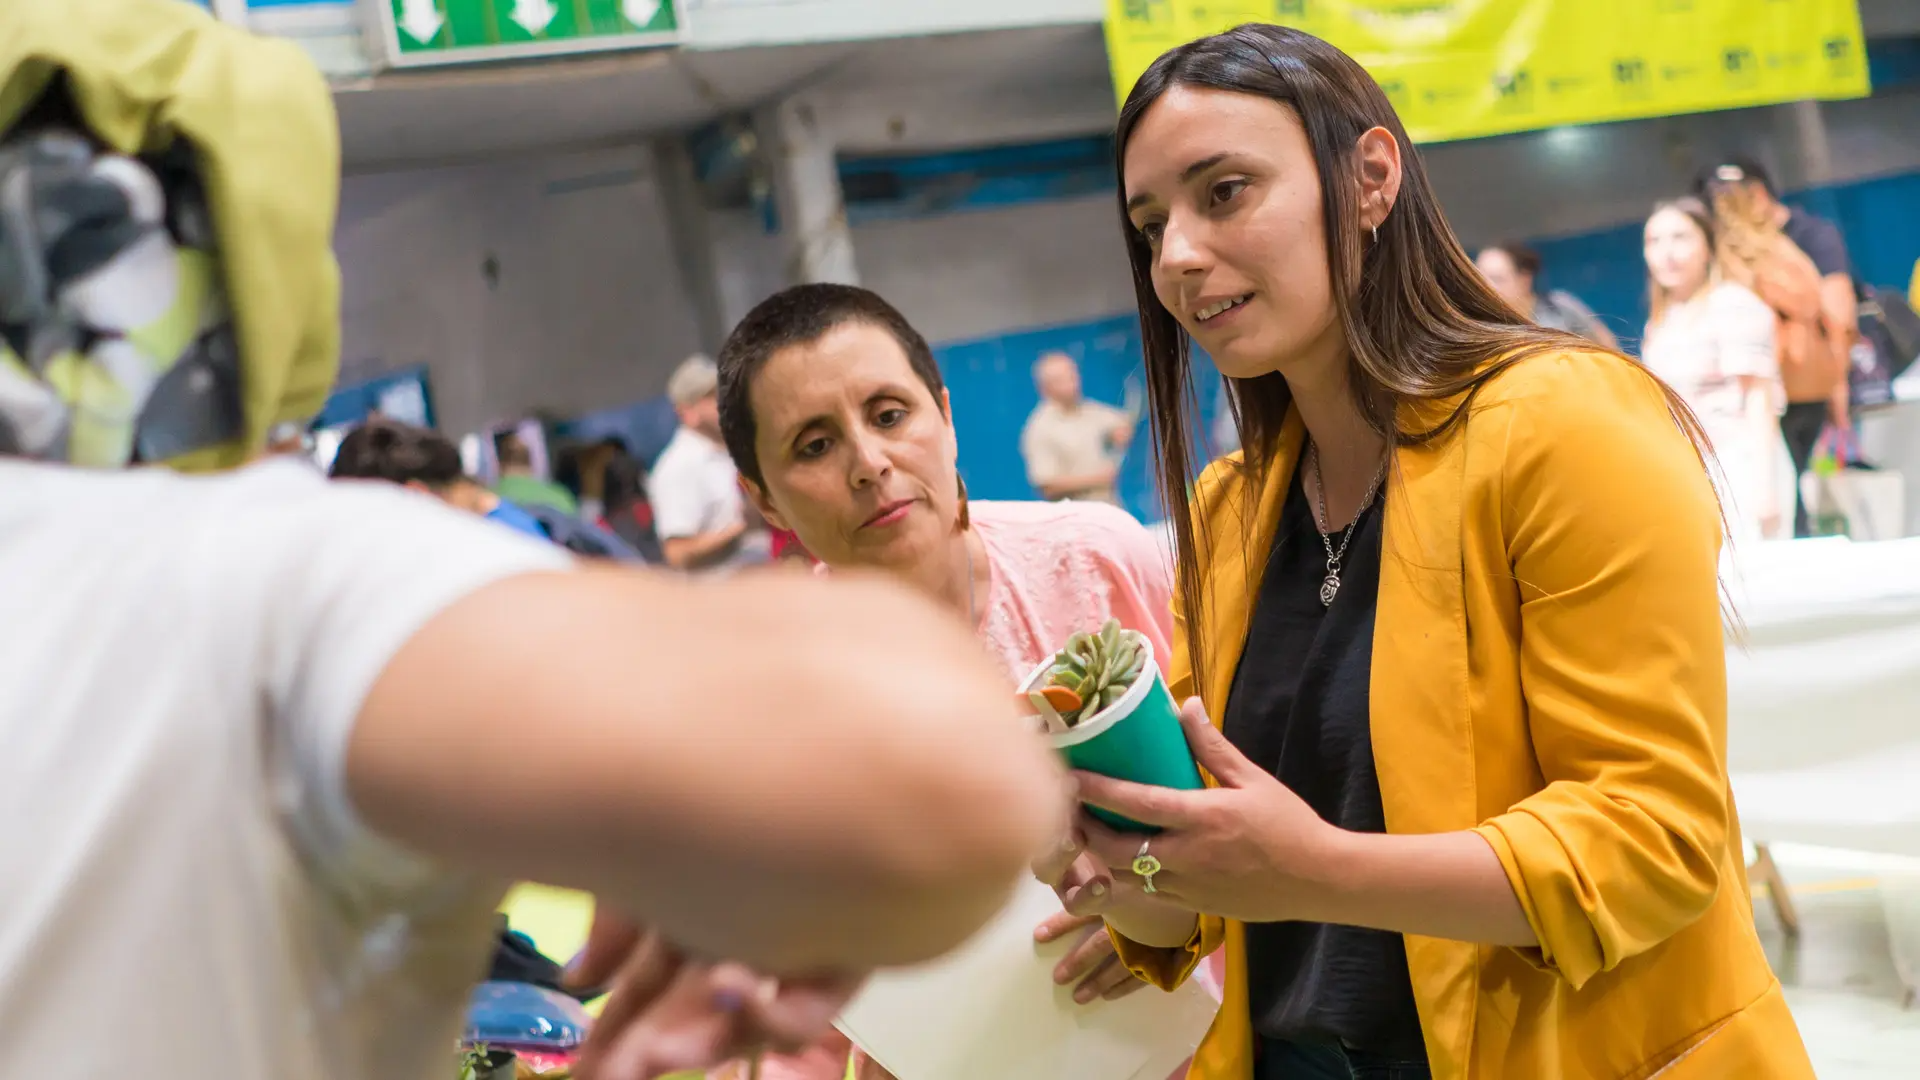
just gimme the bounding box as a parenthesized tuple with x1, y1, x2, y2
(1697, 160, 1857, 537)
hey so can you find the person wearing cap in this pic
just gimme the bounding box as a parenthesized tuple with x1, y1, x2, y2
(0, 5, 1072, 1079)
(652, 354, 770, 572)
(1696, 158, 1859, 536)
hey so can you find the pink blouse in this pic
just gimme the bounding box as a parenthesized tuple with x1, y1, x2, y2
(969, 499, 1176, 682)
(746, 500, 1181, 1080)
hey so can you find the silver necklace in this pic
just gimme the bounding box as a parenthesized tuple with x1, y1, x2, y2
(1307, 443, 1388, 608)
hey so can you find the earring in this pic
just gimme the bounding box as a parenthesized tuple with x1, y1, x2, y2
(1371, 224, 1380, 245)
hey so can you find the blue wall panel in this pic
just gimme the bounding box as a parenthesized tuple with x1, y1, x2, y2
(936, 314, 1226, 523)
(316, 364, 437, 429)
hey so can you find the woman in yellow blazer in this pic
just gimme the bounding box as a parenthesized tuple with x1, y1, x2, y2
(1036, 25, 1816, 1080)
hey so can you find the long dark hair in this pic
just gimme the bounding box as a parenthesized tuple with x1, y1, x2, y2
(1116, 24, 1716, 688)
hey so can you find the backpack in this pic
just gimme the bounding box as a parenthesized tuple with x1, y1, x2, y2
(518, 502, 647, 562)
(1743, 235, 1842, 403)
(1854, 286, 1920, 410)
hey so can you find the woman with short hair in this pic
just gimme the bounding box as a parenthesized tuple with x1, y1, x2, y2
(714, 282, 1191, 1080)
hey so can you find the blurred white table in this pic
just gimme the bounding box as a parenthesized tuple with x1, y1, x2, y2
(1725, 537, 1920, 860)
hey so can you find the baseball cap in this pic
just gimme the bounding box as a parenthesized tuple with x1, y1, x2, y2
(1693, 156, 1776, 199)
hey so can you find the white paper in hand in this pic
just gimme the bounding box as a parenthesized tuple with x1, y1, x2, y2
(835, 879, 1219, 1080)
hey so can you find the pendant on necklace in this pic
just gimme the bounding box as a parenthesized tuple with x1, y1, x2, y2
(1320, 574, 1341, 607)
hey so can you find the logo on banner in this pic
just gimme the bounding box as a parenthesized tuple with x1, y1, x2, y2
(1823, 36, 1858, 77)
(1120, 0, 1174, 23)
(1613, 56, 1652, 99)
(1492, 69, 1535, 112)
(1722, 45, 1760, 88)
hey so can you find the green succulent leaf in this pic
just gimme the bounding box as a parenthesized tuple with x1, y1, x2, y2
(1041, 619, 1149, 728)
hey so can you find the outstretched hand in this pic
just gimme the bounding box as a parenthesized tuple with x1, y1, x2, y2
(1069, 697, 1343, 926)
(567, 906, 866, 1080)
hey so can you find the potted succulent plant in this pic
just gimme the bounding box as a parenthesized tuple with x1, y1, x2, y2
(1018, 619, 1204, 832)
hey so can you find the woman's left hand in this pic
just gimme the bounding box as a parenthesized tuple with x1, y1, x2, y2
(1072, 697, 1347, 925)
(1033, 910, 1148, 1004)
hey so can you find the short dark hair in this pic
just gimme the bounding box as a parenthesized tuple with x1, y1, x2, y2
(716, 284, 944, 487)
(1693, 155, 1776, 199)
(1484, 242, 1542, 280)
(497, 432, 534, 469)
(329, 417, 466, 487)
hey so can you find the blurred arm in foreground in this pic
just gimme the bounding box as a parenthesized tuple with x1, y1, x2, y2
(351, 565, 1069, 976)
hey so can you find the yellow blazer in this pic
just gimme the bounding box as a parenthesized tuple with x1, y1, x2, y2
(1115, 349, 1814, 1079)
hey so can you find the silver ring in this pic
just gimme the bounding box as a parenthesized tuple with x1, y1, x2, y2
(1131, 838, 1163, 895)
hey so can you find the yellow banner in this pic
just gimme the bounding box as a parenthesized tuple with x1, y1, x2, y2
(1104, 0, 1870, 143)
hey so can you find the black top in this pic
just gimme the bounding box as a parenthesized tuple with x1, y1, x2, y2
(1784, 208, 1853, 283)
(1221, 470, 1426, 1060)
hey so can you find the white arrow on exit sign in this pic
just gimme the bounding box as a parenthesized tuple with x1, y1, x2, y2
(398, 0, 444, 43)
(622, 0, 662, 28)
(509, 0, 558, 35)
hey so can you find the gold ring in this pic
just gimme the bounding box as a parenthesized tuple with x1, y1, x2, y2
(1131, 838, 1162, 894)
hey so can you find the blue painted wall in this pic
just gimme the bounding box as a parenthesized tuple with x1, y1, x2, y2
(316, 364, 437, 429)
(937, 313, 1228, 523)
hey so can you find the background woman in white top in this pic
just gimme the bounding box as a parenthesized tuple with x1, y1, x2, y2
(1641, 197, 1786, 542)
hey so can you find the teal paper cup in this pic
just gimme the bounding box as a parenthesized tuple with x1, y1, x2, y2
(1020, 634, 1205, 833)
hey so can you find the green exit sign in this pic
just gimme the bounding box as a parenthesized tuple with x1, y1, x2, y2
(366, 0, 682, 68)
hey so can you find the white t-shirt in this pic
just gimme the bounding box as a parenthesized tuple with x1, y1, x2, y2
(1641, 282, 1781, 425)
(648, 426, 766, 571)
(0, 458, 570, 1079)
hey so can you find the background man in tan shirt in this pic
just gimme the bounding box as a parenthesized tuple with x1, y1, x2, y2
(1020, 351, 1135, 504)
